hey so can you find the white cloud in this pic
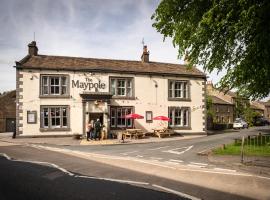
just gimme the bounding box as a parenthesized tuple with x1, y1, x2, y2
(0, 0, 222, 93)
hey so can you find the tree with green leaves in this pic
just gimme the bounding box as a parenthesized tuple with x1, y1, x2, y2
(152, 0, 270, 99)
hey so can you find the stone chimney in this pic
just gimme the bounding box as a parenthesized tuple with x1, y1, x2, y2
(28, 41, 38, 56)
(141, 45, 149, 63)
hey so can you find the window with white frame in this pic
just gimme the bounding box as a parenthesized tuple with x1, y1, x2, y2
(168, 80, 189, 99)
(110, 77, 133, 98)
(41, 106, 69, 129)
(110, 107, 133, 128)
(169, 107, 190, 127)
(41, 75, 69, 96)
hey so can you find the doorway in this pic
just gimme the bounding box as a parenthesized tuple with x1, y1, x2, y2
(88, 113, 104, 125)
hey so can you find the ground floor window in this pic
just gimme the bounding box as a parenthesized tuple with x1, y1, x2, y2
(169, 107, 190, 127)
(41, 106, 69, 129)
(110, 107, 133, 128)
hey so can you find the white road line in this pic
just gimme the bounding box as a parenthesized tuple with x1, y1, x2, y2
(190, 162, 208, 166)
(214, 168, 236, 172)
(152, 184, 201, 200)
(120, 150, 138, 155)
(169, 159, 183, 163)
(0, 153, 12, 160)
(148, 146, 170, 150)
(135, 155, 143, 158)
(164, 161, 180, 165)
(187, 164, 206, 168)
(163, 145, 193, 155)
(28, 144, 270, 179)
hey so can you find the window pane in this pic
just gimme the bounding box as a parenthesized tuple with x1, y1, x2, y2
(183, 109, 188, 126)
(55, 86, 60, 94)
(63, 117, 67, 127)
(61, 86, 67, 95)
(61, 77, 67, 86)
(174, 108, 181, 125)
(117, 80, 126, 96)
(169, 109, 173, 126)
(43, 86, 48, 95)
(111, 79, 116, 95)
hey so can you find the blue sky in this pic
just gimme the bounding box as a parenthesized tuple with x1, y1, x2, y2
(0, 0, 224, 93)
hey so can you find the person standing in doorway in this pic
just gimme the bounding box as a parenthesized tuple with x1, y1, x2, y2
(94, 118, 102, 140)
(86, 122, 92, 141)
(89, 120, 94, 140)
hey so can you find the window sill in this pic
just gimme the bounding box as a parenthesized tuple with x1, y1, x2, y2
(39, 95, 71, 99)
(168, 98, 191, 102)
(169, 126, 191, 130)
(40, 128, 71, 132)
(112, 96, 136, 100)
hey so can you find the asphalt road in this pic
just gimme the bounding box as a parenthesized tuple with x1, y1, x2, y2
(54, 127, 270, 169)
(0, 144, 254, 200)
(0, 155, 187, 200)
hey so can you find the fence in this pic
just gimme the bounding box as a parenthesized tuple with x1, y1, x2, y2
(236, 133, 270, 165)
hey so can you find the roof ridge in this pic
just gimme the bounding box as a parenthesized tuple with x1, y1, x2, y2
(37, 54, 191, 67)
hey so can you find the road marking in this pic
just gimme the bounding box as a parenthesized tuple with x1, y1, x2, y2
(120, 150, 138, 155)
(152, 184, 201, 200)
(135, 155, 143, 158)
(164, 161, 180, 165)
(169, 159, 183, 163)
(148, 146, 170, 150)
(28, 144, 270, 179)
(187, 164, 206, 168)
(163, 145, 193, 155)
(190, 162, 208, 166)
(214, 168, 236, 172)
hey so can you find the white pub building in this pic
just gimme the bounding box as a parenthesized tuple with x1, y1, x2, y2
(15, 41, 206, 137)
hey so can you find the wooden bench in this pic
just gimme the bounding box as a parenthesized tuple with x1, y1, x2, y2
(153, 128, 174, 138)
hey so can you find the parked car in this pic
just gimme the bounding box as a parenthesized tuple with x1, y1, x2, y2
(254, 117, 270, 126)
(233, 118, 248, 129)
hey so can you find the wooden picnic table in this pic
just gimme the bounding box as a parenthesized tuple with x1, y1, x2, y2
(153, 128, 173, 138)
(124, 129, 144, 139)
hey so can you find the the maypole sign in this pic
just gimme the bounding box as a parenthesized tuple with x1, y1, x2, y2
(72, 78, 106, 91)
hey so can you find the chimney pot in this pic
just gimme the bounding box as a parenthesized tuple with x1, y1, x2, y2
(28, 41, 38, 56)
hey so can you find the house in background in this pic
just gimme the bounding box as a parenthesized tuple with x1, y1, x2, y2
(250, 101, 265, 117)
(263, 100, 270, 120)
(0, 90, 16, 132)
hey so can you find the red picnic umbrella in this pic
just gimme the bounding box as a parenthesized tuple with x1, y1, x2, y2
(124, 113, 144, 119)
(124, 113, 144, 128)
(153, 116, 171, 121)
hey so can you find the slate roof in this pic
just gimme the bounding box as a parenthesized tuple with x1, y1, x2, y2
(210, 95, 233, 105)
(15, 54, 206, 78)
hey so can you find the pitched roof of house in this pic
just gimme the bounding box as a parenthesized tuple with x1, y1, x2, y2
(210, 95, 233, 105)
(15, 54, 206, 78)
(250, 101, 265, 111)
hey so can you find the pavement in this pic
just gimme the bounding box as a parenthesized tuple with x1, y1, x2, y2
(0, 132, 204, 146)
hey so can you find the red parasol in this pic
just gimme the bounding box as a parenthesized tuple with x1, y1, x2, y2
(124, 113, 144, 128)
(124, 113, 144, 119)
(153, 116, 171, 121)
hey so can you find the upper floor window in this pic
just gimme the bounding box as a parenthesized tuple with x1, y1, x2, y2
(168, 80, 189, 100)
(110, 77, 133, 98)
(41, 75, 69, 96)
